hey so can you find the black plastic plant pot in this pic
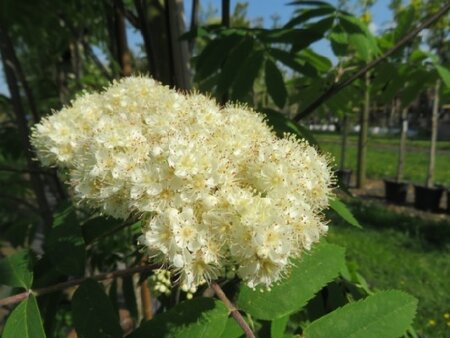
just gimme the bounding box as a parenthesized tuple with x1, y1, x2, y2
(413, 185, 444, 212)
(447, 189, 450, 214)
(336, 169, 352, 188)
(384, 179, 408, 204)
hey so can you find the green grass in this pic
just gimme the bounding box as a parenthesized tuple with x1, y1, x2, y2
(327, 199, 450, 337)
(315, 133, 450, 186)
(315, 132, 450, 151)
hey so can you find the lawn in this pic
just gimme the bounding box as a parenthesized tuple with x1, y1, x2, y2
(315, 132, 450, 151)
(314, 133, 450, 186)
(327, 199, 450, 337)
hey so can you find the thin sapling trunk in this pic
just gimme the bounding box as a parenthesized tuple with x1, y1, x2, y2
(339, 112, 348, 170)
(357, 71, 370, 188)
(425, 79, 440, 188)
(396, 105, 408, 182)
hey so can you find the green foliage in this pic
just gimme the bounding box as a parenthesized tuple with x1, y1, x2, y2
(230, 49, 265, 101)
(261, 108, 318, 145)
(81, 216, 123, 244)
(72, 279, 122, 338)
(216, 37, 254, 97)
(329, 209, 450, 338)
(329, 198, 362, 228)
(237, 242, 345, 320)
(0, 0, 443, 337)
(435, 64, 450, 88)
(265, 58, 287, 107)
(219, 318, 244, 338)
(129, 298, 229, 338)
(304, 291, 417, 338)
(271, 315, 290, 338)
(195, 35, 242, 81)
(46, 204, 86, 276)
(2, 295, 46, 338)
(0, 249, 34, 288)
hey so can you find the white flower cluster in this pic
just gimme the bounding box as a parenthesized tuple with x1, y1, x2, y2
(31, 77, 333, 289)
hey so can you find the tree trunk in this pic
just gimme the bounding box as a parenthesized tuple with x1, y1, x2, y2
(166, 0, 191, 89)
(134, 0, 159, 80)
(388, 99, 396, 128)
(426, 79, 440, 188)
(396, 104, 408, 182)
(113, 0, 133, 77)
(188, 0, 199, 54)
(222, 0, 230, 27)
(133, 0, 192, 89)
(339, 112, 348, 170)
(0, 28, 40, 123)
(356, 71, 370, 188)
(220, 0, 230, 104)
(0, 22, 53, 229)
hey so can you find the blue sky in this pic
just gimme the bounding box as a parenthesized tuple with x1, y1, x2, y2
(0, 0, 394, 96)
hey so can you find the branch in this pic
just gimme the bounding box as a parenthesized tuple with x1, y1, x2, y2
(211, 282, 255, 338)
(293, 2, 450, 122)
(82, 38, 114, 81)
(115, 0, 141, 29)
(0, 264, 159, 307)
(0, 164, 53, 176)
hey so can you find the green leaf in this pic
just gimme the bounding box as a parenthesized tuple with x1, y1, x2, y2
(263, 28, 323, 49)
(338, 14, 379, 58)
(2, 295, 46, 338)
(271, 315, 289, 338)
(299, 49, 332, 72)
(338, 14, 365, 34)
(329, 198, 362, 228)
(268, 48, 302, 69)
(288, 1, 333, 7)
(348, 33, 370, 61)
(129, 297, 229, 338)
(399, 68, 435, 107)
(195, 35, 241, 80)
(291, 19, 333, 52)
(329, 28, 349, 57)
(46, 204, 85, 276)
(216, 37, 254, 96)
(435, 64, 450, 88)
(237, 242, 345, 320)
(265, 59, 287, 108)
(284, 7, 335, 28)
(394, 6, 415, 42)
(72, 279, 122, 338)
(230, 50, 264, 102)
(303, 291, 418, 338)
(261, 108, 318, 145)
(220, 318, 244, 338)
(0, 250, 34, 288)
(81, 216, 123, 244)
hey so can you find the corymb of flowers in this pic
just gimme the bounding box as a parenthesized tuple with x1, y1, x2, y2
(31, 76, 333, 289)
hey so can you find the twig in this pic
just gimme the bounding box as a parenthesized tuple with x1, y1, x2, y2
(211, 282, 255, 338)
(294, 3, 450, 121)
(0, 264, 159, 307)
